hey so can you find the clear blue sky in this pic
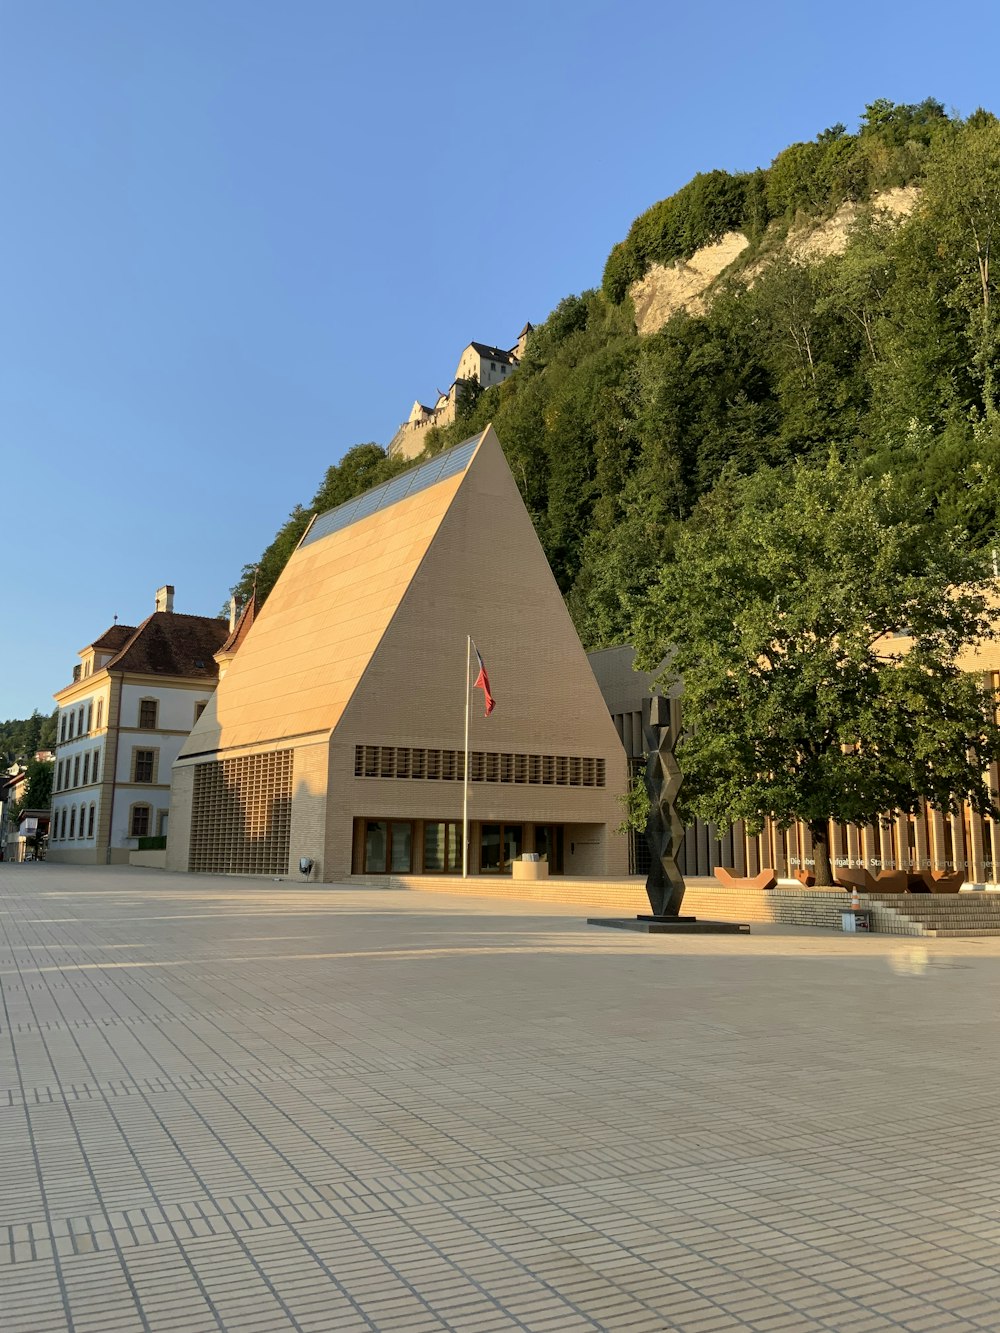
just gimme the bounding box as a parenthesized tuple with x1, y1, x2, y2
(3, 0, 998, 717)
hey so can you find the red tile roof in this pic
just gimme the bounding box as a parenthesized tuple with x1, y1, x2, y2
(88, 624, 138, 652)
(216, 593, 258, 657)
(104, 612, 230, 679)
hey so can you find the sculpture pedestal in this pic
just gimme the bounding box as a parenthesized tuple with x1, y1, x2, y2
(512, 860, 549, 881)
(587, 915, 750, 934)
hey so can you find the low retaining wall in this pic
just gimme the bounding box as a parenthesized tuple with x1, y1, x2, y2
(378, 874, 926, 934)
(378, 873, 859, 927)
(129, 849, 167, 869)
(352, 873, 1000, 935)
(385, 873, 650, 913)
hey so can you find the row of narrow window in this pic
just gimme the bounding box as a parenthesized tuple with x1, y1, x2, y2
(353, 746, 606, 787)
(50, 801, 153, 842)
(55, 746, 161, 791)
(51, 803, 96, 841)
(55, 749, 101, 792)
(60, 699, 103, 742)
(58, 697, 167, 746)
(58, 697, 211, 746)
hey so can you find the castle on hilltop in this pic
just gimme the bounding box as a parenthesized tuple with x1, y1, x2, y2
(388, 324, 532, 460)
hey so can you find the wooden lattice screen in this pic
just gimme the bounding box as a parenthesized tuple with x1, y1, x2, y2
(189, 749, 294, 875)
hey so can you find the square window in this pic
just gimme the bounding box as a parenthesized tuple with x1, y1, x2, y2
(139, 700, 158, 729)
(134, 750, 155, 783)
(130, 806, 150, 838)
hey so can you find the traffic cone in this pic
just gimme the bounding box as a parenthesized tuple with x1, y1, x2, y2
(851, 885, 861, 910)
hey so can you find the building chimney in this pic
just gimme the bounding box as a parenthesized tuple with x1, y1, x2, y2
(155, 585, 175, 614)
(229, 595, 238, 632)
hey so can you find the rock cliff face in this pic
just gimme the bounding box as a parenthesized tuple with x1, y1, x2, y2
(630, 232, 749, 334)
(629, 186, 920, 336)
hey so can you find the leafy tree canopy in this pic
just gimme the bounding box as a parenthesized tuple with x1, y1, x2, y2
(631, 456, 1000, 884)
(13, 759, 54, 816)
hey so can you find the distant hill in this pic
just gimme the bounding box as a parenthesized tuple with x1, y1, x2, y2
(1, 711, 57, 765)
(234, 99, 1000, 652)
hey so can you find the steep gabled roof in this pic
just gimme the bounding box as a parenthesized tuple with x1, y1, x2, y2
(178, 424, 628, 789)
(180, 430, 489, 756)
(104, 612, 230, 679)
(469, 342, 517, 365)
(86, 624, 137, 654)
(216, 592, 258, 658)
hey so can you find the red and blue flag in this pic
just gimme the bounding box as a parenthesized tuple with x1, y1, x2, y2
(472, 642, 495, 716)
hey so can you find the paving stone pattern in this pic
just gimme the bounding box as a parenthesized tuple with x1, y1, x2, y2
(1, 864, 999, 1332)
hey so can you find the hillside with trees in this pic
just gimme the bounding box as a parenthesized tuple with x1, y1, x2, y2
(233, 101, 1000, 657)
(1, 711, 57, 766)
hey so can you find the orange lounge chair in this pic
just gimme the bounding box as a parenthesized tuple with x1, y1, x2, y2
(922, 870, 964, 893)
(714, 866, 777, 891)
(834, 865, 876, 893)
(872, 869, 909, 893)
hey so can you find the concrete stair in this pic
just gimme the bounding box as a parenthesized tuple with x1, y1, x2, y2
(865, 892, 1000, 937)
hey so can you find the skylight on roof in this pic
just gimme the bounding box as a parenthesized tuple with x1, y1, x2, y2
(300, 433, 482, 549)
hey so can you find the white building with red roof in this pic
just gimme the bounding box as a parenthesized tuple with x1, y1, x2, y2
(48, 585, 253, 864)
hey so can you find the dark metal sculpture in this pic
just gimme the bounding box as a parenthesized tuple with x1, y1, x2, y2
(588, 692, 748, 935)
(642, 693, 686, 917)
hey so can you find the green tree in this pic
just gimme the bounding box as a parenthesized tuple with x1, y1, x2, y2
(0, 710, 50, 764)
(632, 456, 1000, 886)
(38, 709, 57, 751)
(918, 116, 1000, 419)
(10, 759, 54, 819)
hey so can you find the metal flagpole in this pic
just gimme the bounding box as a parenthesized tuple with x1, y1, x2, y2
(462, 635, 471, 878)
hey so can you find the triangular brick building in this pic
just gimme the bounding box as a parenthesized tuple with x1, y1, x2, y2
(167, 427, 628, 881)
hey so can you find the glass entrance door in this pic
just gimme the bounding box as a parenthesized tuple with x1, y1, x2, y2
(480, 823, 523, 873)
(364, 820, 413, 873)
(535, 825, 553, 864)
(480, 824, 501, 873)
(503, 825, 522, 870)
(390, 822, 412, 873)
(423, 821, 461, 873)
(365, 821, 388, 873)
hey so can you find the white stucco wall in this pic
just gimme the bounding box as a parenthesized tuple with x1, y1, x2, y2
(51, 680, 212, 858)
(119, 683, 209, 735)
(50, 693, 107, 853)
(107, 682, 208, 852)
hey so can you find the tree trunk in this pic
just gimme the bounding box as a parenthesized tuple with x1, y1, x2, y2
(810, 821, 834, 887)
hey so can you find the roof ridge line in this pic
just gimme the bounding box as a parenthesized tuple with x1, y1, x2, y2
(300, 429, 488, 551)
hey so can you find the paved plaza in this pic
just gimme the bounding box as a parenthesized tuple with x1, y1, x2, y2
(1, 865, 999, 1333)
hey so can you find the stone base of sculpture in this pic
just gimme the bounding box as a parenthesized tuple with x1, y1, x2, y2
(587, 915, 751, 934)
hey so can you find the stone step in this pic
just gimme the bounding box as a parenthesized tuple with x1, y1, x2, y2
(925, 928, 1000, 937)
(868, 894, 1000, 937)
(881, 913, 1000, 925)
